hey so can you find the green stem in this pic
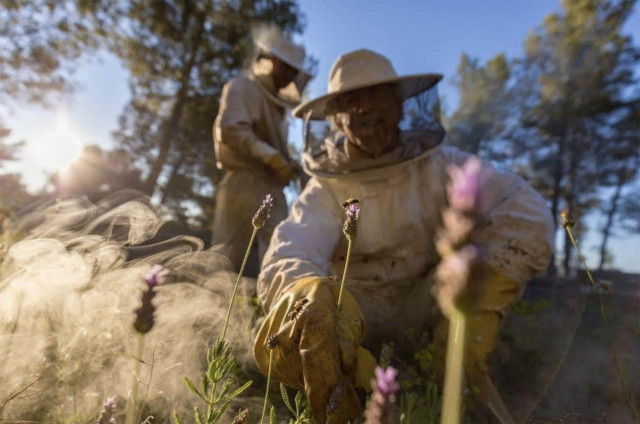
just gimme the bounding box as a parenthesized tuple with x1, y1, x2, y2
(564, 225, 640, 424)
(125, 334, 145, 424)
(206, 378, 219, 422)
(221, 226, 258, 341)
(336, 237, 353, 313)
(260, 349, 274, 424)
(441, 309, 465, 424)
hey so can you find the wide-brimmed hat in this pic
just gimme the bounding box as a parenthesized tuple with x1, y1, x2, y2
(293, 49, 442, 119)
(256, 37, 309, 76)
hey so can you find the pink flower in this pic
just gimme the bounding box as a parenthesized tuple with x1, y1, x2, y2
(144, 264, 168, 287)
(434, 245, 478, 317)
(364, 366, 399, 424)
(446, 156, 490, 213)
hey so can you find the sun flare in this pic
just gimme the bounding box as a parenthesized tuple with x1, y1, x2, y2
(34, 109, 83, 172)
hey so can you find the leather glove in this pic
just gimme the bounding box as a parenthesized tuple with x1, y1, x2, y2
(266, 154, 294, 186)
(432, 263, 520, 423)
(254, 277, 377, 424)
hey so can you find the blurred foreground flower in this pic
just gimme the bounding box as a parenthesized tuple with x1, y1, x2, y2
(364, 366, 399, 424)
(433, 156, 488, 424)
(96, 395, 117, 424)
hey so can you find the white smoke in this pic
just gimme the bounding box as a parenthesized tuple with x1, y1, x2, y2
(0, 191, 259, 421)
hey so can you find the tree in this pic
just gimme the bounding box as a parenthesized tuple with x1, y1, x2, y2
(446, 53, 514, 162)
(86, 0, 306, 231)
(0, 0, 103, 105)
(594, 105, 640, 270)
(511, 0, 639, 275)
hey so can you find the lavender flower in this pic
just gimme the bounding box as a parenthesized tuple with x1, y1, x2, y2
(95, 395, 117, 424)
(144, 264, 169, 286)
(342, 202, 360, 239)
(133, 265, 167, 334)
(446, 156, 490, 213)
(265, 333, 279, 350)
(364, 366, 399, 424)
(433, 157, 489, 318)
(252, 194, 274, 229)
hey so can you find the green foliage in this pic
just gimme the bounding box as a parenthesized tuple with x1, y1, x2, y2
(177, 337, 253, 424)
(280, 384, 312, 424)
(446, 53, 513, 160)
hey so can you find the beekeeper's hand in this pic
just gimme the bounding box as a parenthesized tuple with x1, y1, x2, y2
(254, 276, 377, 424)
(266, 153, 294, 186)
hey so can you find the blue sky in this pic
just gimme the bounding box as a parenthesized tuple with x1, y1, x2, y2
(4, 0, 640, 272)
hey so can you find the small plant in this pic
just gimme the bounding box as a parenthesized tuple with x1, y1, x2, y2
(177, 195, 273, 424)
(280, 383, 313, 424)
(176, 337, 252, 424)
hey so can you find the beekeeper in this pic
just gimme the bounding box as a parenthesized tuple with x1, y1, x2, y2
(254, 49, 554, 423)
(212, 34, 311, 277)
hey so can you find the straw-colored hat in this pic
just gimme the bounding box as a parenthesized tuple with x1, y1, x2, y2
(293, 49, 442, 119)
(256, 37, 309, 75)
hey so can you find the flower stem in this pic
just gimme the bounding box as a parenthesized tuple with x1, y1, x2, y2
(336, 237, 353, 313)
(222, 226, 258, 341)
(441, 309, 465, 424)
(564, 224, 640, 424)
(260, 349, 274, 424)
(125, 333, 145, 424)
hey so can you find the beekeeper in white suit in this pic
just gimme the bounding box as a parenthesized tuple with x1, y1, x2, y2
(253, 49, 554, 423)
(212, 33, 311, 277)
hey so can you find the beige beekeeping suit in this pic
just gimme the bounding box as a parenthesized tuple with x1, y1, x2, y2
(257, 131, 555, 354)
(212, 72, 291, 276)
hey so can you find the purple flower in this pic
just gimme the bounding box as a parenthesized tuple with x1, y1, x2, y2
(252, 194, 274, 229)
(364, 366, 399, 424)
(342, 202, 360, 239)
(134, 265, 167, 334)
(96, 395, 117, 424)
(446, 156, 490, 213)
(144, 264, 169, 287)
(374, 366, 400, 396)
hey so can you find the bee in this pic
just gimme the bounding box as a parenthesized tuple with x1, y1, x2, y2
(287, 298, 309, 321)
(342, 198, 360, 209)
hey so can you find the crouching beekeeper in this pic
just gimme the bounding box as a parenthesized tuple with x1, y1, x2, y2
(253, 49, 554, 423)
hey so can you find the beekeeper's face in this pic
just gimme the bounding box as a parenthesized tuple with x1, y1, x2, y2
(330, 84, 403, 158)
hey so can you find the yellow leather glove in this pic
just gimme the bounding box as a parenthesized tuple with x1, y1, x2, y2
(266, 154, 294, 186)
(254, 277, 377, 424)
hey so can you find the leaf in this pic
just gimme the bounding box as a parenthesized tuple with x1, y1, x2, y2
(184, 376, 207, 402)
(227, 379, 252, 399)
(280, 383, 295, 415)
(270, 405, 277, 424)
(173, 412, 184, 424)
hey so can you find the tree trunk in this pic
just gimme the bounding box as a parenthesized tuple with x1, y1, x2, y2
(143, 68, 192, 196)
(547, 135, 565, 276)
(143, 1, 211, 195)
(598, 172, 624, 270)
(562, 143, 578, 276)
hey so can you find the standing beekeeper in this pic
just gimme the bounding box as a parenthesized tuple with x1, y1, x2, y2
(212, 31, 311, 277)
(253, 49, 554, 423)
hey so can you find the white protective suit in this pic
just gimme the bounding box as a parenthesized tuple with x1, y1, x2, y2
(257, 130, 555, 353)
(212, 72, 291, 275)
